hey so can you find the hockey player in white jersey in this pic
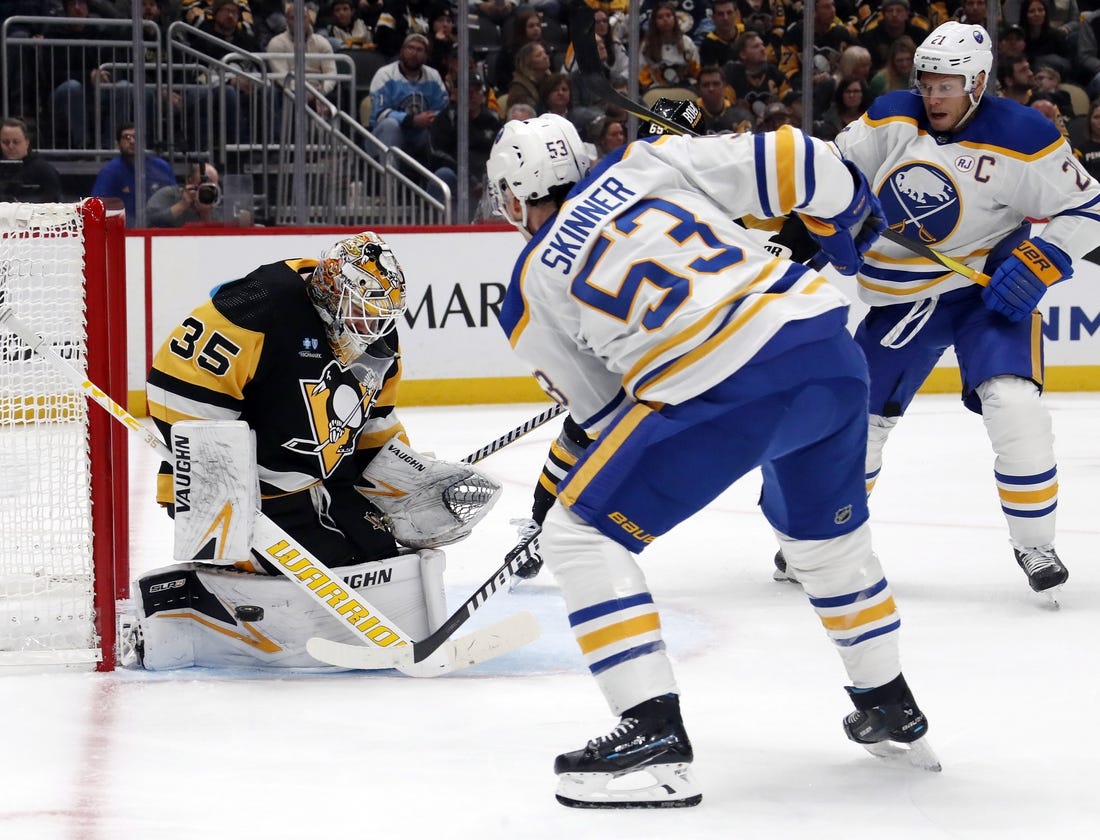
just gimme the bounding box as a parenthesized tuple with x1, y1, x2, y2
(823, 21, 1100, 600)
(486, 113, 938, 808)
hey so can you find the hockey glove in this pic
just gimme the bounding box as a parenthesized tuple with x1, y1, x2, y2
(798, 162, 885, 276)
(982, 237, 1072, 322)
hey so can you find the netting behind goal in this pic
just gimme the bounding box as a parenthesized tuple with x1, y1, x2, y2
(0, 200, 128, 671)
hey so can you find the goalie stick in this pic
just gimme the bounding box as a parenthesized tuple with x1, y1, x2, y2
(565, 3, 992, 287)
(307, 526, 542, 672)
(0, 300, 537, 676)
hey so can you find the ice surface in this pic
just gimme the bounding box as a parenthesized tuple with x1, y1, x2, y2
(2, 396, 1098, 839)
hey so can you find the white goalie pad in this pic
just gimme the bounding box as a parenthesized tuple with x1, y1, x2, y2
(171, 420, 259, 564)
(131, 550, 446, 670)
(355, 436, 502, 548)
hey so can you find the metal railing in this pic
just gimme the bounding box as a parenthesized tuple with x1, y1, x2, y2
(2, 16, 162, 159)
(268, 82, 450, 227)
(1, 16, 449, 226)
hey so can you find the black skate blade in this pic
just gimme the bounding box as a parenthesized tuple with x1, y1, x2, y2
(862, 737, 942, 772)
(556, 793, 703, 809)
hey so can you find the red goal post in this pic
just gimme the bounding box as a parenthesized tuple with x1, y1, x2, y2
(0, 198, 129, 671)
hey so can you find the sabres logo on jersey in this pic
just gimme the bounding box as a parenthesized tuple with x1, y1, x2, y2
(879, 163, 961, 244)
(283, 360, 372, 477)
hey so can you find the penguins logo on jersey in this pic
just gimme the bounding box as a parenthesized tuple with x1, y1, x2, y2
(879, 163, 961, 244)
(283, 360, 373, 476)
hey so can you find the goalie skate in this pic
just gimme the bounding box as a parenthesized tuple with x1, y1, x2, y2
(554, 695, 702, 809)
(843, 675, 941, 772)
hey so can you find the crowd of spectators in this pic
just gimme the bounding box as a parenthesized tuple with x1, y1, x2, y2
(9, 0, 1100, 219)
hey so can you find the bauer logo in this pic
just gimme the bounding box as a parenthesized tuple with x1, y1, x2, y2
(879, 163, 960, 244)
(607, 511, 656, 544)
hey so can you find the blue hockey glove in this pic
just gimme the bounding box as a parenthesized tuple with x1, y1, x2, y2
(799, 162, 886, 276)
(982, 237, 1072, 322)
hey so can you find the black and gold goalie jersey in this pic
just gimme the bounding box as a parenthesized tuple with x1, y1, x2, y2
(147, 258, 406, 506)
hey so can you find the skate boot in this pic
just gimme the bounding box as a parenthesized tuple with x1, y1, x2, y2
(1014, 545, 1068, 604)
(773, 550, 798, 583)
(843, 674, 940, 771)
(554, 694, 701, 808)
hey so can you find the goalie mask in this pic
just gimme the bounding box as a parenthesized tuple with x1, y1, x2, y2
(486, 114, 591, 236)
(309, 232, 407, 366)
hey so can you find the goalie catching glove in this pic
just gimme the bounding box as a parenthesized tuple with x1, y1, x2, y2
(798, 161, 885, 276)
(356, 436, 502, 548)
(982, 236, 1072, 322)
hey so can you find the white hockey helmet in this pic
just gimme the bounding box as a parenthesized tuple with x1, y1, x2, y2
(913, 21, 992, 101)
(486, 114, 591, 234)
(309, 231, 406, 365)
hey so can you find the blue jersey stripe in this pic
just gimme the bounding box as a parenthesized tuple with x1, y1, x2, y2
(1002, 503, 1058, 518)
(995, 466, 1058, 485)
(589, 640, 666, 674)
(832, 619, 901, 647)
(809, 577, 889, 608)
(754, 132, 772, 217)
(569, 592, 655, 626)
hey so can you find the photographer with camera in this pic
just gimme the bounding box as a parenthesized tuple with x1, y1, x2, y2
(147, 161, 223, 227)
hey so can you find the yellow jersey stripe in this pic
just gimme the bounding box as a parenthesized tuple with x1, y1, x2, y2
(577, 612, 661, 654)
(559, 403, 651, 507)
(999, 483, 1058, 504)
(820, 597, 897, 631)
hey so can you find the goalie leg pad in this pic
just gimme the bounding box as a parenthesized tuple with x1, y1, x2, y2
(133, 550, 446, 670)
(355, 436, 502, 548)
(171, 420, 260, 564)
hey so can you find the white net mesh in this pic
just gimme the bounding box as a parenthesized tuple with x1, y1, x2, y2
(0, 202, 99, 666)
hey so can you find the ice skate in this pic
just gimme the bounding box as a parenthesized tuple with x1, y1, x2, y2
(1014, 545, 1068, 607)
(843, 675, 941, 772)
(772, 550, 799, 583)
(554, 694, 701, 808)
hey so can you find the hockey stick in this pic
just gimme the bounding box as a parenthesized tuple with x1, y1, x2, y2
(565, 3, 991, 287)
(460, 403, 565, 464)
(0, 301, 538, 676)
(307, 526, 542, 671)
(305, 404, 558, 668)
(877, 228, 990, 286)
(307, 408, 563, 669)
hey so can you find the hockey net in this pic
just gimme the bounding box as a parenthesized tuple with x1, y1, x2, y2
(0, 199, 128, 671)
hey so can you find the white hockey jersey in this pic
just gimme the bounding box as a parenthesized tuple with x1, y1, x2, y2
(498, 128, 862, 432)
(836, 91, 1100, 306)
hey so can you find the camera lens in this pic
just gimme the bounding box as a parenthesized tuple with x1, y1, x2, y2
(197, 183, 219, 205)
